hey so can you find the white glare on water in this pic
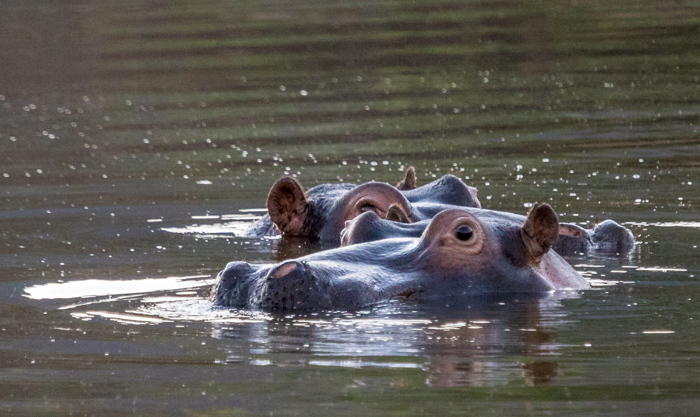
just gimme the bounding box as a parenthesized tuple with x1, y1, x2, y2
(24, 275, 210, 300)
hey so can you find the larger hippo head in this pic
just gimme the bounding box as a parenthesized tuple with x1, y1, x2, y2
(248, 168, 480, 241)
(212, 205, 589, 311)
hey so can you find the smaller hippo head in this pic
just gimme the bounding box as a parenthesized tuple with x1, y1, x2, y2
(267, 177, 416, 241)
(263, 169, 480, 242)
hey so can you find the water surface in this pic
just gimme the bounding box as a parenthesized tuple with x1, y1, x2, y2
(1, 0, 699, 415)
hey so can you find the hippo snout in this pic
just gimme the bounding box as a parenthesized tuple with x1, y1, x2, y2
(256, 261, 332, 311)
(211, 261, 256, 307)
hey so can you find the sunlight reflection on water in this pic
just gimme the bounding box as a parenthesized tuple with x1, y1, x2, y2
(626, 222, 700, 228)
(23, 275, 211, 300)
(161, 221, 254, 237)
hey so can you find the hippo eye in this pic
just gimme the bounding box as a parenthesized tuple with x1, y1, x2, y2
(455, 224, 473, 241)
(360, 203, 376, 213)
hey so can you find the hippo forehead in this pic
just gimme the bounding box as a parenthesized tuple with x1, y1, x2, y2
(304, 182, 357, 210)
(304, 175, 479, 210)
(308, 176, 477, 209)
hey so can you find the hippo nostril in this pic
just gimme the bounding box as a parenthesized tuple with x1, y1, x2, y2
(455, 225, 473, 241)
(267, 260, 305, 280)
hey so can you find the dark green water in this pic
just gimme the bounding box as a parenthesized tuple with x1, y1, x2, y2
(1, 0, 700, 415)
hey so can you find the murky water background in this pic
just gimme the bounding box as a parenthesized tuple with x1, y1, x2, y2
(1, 0, 700, 415)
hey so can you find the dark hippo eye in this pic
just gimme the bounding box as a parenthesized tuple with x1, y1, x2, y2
(360, 204, 376, 213)
(455, 224, 473, 241)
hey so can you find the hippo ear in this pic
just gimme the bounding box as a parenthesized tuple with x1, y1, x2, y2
(396, 166, 417, 190)
(266, 260, 305, 280)
(386, 204, 411, 223)
(266, 177, 310, 235)
(520, 203, 559, 264)
(467, 185, 481, 208)
(559, 223, 586, 238)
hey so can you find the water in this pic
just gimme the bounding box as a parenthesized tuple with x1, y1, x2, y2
(1, 0, 700, 415)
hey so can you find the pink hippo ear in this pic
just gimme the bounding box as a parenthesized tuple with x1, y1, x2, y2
(395, 166, 417, 191)
(559, 223, 586, 238)
(520, 203, 560, 264)
(266, 177, 310, 235)
(467, 185, 481, 208)
(266, 260, 305, 280)
(385, 203, 412, 223)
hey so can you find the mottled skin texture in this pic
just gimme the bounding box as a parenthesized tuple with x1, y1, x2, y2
(342, 209, 636, 256)
(212, 205, 590, 311)
(243, 171, 480, 242)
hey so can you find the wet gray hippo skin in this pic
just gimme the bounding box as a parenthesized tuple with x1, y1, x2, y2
(243, 170, 480, 242)
(554, 220, 636, 255)
(402, 173, 480, 208)
(243, 181, 356, 237)
(212, 204, 590, 311)
(342, 209, 636, 256)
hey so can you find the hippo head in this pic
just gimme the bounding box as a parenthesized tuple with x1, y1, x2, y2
(213, 204, 589, 311)
(267, 177, 416, 241)
(554, 223, 594, 255)
(591, 220, 635, 253)
(555, 220, 635, 256)
(264, 168, 479, 241)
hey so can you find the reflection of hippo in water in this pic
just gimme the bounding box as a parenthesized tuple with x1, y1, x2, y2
(244, 168, 480, 242)
(341, 209, 636, 256)
(212, 204, 589, 311)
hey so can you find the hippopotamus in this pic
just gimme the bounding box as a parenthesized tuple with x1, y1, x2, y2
(243, 167, 480, 242)
(212, 204, 590, 311)
(341, 209, 636, 256)
(554, 220, 636, 255)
